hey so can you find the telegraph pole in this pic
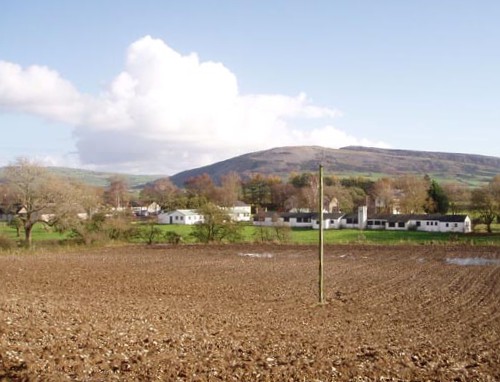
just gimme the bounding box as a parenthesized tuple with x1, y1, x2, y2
(318, 164, 324, 304)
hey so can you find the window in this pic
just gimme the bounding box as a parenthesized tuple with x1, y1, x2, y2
(446, 223, 449, 227)
(389, 222, 395, 228)
(284, 217, 290, 222)
(416, 221, 421, 227)
(398, 222, 405, 228)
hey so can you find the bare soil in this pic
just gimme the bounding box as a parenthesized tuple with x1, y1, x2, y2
(1, 244, 499, 381)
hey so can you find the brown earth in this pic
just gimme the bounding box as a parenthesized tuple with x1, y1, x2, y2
(0, 244, 499, 381)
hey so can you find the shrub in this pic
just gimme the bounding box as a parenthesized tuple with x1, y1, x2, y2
(165, 231, 182, 244)
(141, 223, 163, 245)
(0, 234, 16, 250)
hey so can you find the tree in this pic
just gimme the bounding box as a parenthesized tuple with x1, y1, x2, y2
(3, 158, 81, 246)
(425, 179, 449, 214)
(470, 175, 500, 232)
(140, 178, 179, 210)
(214, 172, 241, 207)
(184, 173, 216, 200)
(242, 173, 278, 208)
(490, 175, 500, 209)
(104, 176, 129, 209)
(471, 186, 496, 233)
(396, 175, 429, 214)
(370, 178, 397, 214)
(191, 203, 242, 243)
(270, 182, 296, 211)
(442, 182, 470, 214)
(299, 173, 320, 212)
(324, 184, 353, 213)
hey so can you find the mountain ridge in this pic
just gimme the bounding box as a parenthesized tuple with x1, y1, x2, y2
(1, 146, 498, 188)
(169, 146, 500, 187)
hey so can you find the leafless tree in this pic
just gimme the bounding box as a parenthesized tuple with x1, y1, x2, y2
(396, 175, 429, 214)
(3, 158, 82, 246)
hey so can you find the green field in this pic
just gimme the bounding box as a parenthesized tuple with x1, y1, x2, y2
(1, 221, 500, 248)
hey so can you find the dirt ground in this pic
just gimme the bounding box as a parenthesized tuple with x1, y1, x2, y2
(0, 244, 499, 381)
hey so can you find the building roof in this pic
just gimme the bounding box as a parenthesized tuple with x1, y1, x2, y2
(165, 209, 202, 216)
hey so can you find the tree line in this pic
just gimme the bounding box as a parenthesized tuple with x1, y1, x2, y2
(1, 158, 499, 247)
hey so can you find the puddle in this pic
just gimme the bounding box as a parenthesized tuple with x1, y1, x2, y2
(238, 253, 274, 259)
(445, 258, 500, 266)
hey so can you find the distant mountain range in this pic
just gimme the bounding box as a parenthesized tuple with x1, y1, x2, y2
(1, 146, 498, 188)
(169, 146, 500, 187)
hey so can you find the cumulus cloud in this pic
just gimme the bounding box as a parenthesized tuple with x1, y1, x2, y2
(0, 61, 84, 124)
(0, 36, 389, 174)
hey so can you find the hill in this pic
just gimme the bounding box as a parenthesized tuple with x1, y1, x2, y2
(0, 166, 162, 189)
(1, 146, 498, 189)
(169, 146, 500, 186)
(46, 167, 163, 189)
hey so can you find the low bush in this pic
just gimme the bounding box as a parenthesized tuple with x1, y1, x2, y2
(0, 234, 16, 250)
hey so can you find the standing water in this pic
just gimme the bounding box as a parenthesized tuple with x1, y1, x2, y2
(445, 258, 500, 266)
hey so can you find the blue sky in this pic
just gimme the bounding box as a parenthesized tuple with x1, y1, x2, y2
(1, 1, 499, 175)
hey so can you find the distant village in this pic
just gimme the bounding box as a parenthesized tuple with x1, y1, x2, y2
(153, 203, 472, 234)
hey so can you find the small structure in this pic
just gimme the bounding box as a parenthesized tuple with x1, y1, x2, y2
(253, 212, 315, 228)
(312, 212, 344, 230)
(158, 209, 204, 225)
(131, 202, 161, 217)
(222, 201, 252, 222)
(254, 208, 472, 234)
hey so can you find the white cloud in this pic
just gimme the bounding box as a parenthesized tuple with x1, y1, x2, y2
(0, 61, 84, 124)
(0, 36, 389, 174)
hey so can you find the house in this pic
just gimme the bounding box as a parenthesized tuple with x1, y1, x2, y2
(221, 201, 252, 222)
(158, 209, 204, 225)
(414, 214, 472, 233)
(131, 202, 161, 217)
(312, 212, 345, 230)
(253, 212, 315, 228)
(367, 214, 472, 233)
(339, 206, 368, 230)
(254, 207, 472, 234)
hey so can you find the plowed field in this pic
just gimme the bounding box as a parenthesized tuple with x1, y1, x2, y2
(1, 244, 499, 381)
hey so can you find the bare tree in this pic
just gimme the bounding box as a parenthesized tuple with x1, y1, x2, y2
(370, 178, 397, 214)
(471, 186, 496, 233)
(3, 158, 81, 246)
(104, 176, 129, 209)
(324, 184, 353, 213)
(140, 178, 179, 210)
(184, 173, 216, 200)
(215, 172, 242, 207)
(442, 182, 471, 214)
(396, 175, 429, 214)
(470, 175, 500, 233)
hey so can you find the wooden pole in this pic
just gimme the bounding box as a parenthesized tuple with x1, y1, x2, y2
(319, 164, 324, 304)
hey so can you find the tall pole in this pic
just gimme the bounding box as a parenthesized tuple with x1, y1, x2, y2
(318, 164, 324, 304)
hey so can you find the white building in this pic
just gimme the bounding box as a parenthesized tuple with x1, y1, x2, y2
(158, 209, 204, 225)
(255, 208, 472, 234)
(222, 202, 252, 222)
(311, 212, 344, 230)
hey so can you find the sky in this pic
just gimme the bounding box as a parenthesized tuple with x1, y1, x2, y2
(1, 1, 499, 175)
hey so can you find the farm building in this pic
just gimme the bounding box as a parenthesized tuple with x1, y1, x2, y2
(221, 201, 252, 222)
(158, 203, 252, 225)
(253, 208, 472, 234)
(157, 209, 204, 225)
(253, 212, 315, 228)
